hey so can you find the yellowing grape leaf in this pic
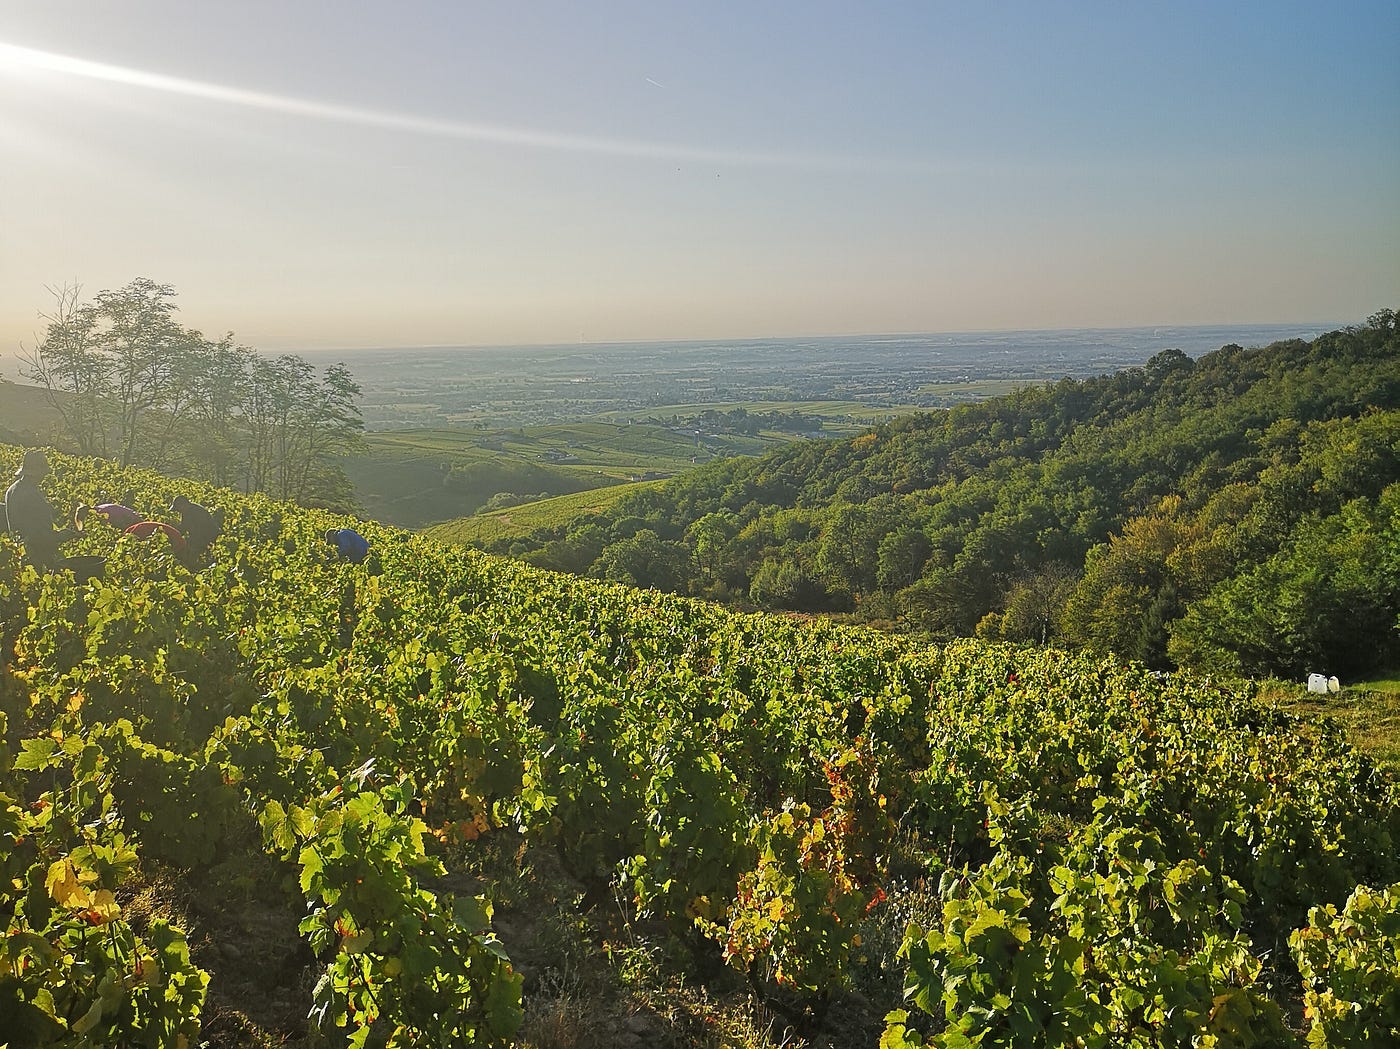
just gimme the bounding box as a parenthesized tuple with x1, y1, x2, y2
(46, 859, 89, 908)
(13, 738, 58, 771)
(86, 889, 121, 924)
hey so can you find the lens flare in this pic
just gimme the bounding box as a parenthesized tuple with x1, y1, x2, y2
(0, 39, 874, 171)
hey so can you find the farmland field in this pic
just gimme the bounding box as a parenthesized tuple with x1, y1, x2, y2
(335, 324, 1331, 529)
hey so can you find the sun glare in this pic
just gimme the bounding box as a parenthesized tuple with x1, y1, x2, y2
(0, 38, 911, 172)
(0, 40, 172, 88)
(0, 40, 52, 79)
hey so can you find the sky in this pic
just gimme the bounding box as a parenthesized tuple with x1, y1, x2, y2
(1, 2, 1397, 353)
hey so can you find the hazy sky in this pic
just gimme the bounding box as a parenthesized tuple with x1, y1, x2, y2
(1, 2, 1397, 352)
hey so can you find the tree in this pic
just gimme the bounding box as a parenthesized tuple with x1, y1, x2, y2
(244, 356, 363, 506)
(184, 334, 255, 489)
(875, 526, 932, 593)
(993, 563, 1079, 645)
(593, 529, 689, 592)
(96, 279, 191, 467)
(20, 278, 199, 467)
(1168, 491, 1400, 678)
(20, 280, 362, 508)
(20, 282, 113, 456)
(1061, 500, 1203, 665)
(748, 556, 831, 610)
(686, 510, 739, 587)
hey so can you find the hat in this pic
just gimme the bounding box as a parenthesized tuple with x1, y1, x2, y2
(17, 449, 49, 479)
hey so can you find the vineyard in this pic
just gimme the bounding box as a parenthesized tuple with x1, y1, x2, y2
(1, 446, 1398, 1047)
(426, 480, 660, 548)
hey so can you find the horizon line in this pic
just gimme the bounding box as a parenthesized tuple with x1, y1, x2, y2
(275, 319, 1344, 355)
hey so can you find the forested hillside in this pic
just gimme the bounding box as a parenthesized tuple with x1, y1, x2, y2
(1, 448, 1398, 1047)
(475, 313, 1400, 678)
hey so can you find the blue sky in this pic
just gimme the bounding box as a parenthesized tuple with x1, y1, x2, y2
(1, 2, 1396, 351)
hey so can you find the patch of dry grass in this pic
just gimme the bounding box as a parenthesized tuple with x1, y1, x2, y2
(1259, 681, 1400, 770)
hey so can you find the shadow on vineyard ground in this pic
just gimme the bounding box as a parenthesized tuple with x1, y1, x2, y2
(125, 857, 316, 1047)
(150, 835, 894, 1048)
(470, 838, 895, 1049)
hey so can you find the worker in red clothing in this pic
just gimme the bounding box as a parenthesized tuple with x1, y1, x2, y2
(124, 520, 187, 554)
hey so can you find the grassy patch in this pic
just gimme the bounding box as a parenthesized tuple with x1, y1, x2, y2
(427, 481, 662, 545)
(1351, 676, 1400, 693)
(350, 421, 773, 527)
(1259, 680, 1400, 770)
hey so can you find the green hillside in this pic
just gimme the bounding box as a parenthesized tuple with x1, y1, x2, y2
(426, 480, 662, 546)
(0, 381, 66, 447)
(461, 313, 1400, 681)
(1, 446, 1398, 1047)
(346, 421, 783, 528)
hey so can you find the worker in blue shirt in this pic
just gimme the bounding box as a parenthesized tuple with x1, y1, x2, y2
(325, 527, 370, 564)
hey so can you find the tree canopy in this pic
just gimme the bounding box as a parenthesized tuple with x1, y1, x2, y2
(20, 280, 363, 508)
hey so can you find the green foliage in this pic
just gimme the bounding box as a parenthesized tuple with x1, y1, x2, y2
(0, 724, 208, 1045)
(1168, 485, 1400, 677)
(1290, 881, 1400, 1046)
(701, 751, 890, 994)
(895, 823, 1290, 1048)
(594, 527, 690, 591)
(706, 800, 867, 992)
(259, 779, 522, 1047)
